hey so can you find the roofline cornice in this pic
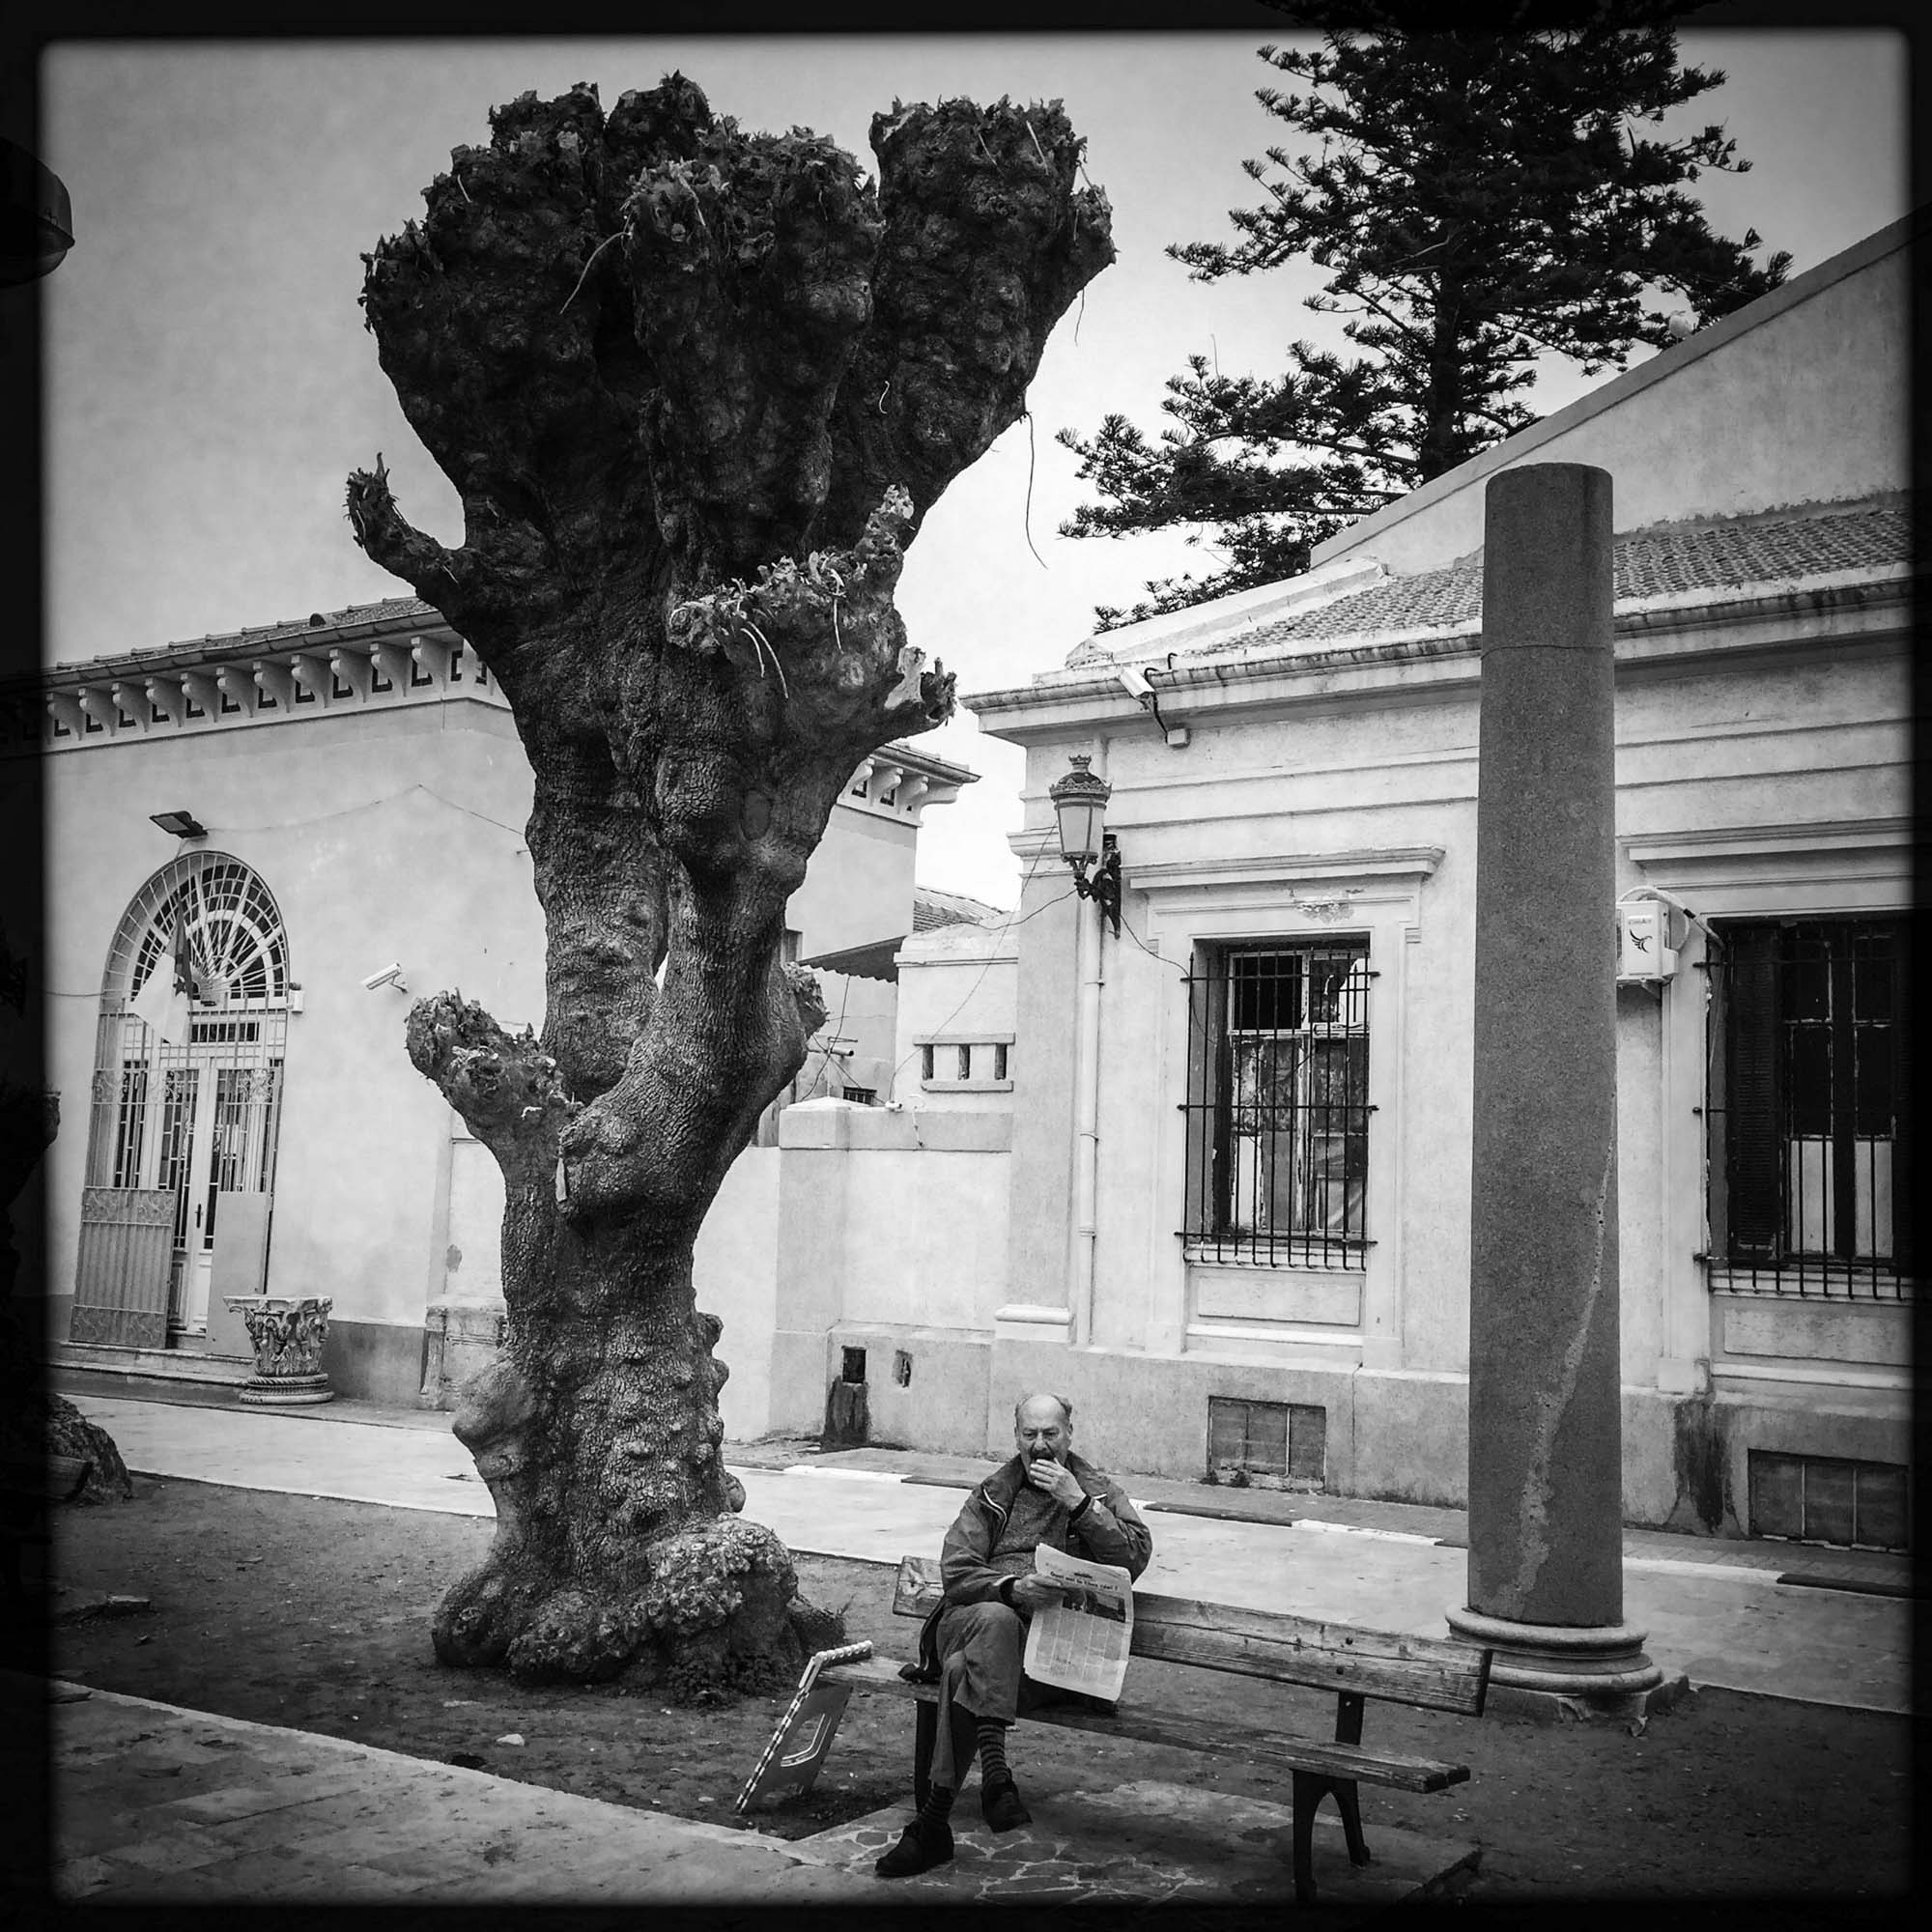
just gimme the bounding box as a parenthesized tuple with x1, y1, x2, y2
(963, 575, 1918, 741)
(14, 602, 460, 699)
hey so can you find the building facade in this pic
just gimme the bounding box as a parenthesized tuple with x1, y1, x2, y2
(774, 213, 1918, 1545)
(8, 597, 974, 1407)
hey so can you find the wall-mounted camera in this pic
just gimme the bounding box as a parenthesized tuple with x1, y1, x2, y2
(362, 962, 409, 993)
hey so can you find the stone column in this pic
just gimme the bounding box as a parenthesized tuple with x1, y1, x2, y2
(1446, 465, 1662, 1711)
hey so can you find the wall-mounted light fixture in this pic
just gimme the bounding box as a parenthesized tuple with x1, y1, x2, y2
(1048, 753, 1121, 935)
(149, 810, 207, 839)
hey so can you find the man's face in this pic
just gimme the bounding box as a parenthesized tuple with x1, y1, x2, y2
(1015, 1399, 1071, 1464)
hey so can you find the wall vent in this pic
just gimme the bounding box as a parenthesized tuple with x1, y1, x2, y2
(1207, 1396, 1325, 1489)
(1748, 1450, 1908, 1550)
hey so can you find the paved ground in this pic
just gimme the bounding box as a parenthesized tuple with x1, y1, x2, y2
(63, 1390, 1913, 1713)
(26, 1381, 1916, 1907)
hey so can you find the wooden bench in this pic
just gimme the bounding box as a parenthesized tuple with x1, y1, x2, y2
(829, 1553, 1492, 1905)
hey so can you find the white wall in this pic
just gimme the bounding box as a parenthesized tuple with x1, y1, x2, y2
(893, 920, 1017, 1108)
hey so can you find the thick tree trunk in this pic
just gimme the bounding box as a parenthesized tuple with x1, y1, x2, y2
(350, 76, 1111, 1690)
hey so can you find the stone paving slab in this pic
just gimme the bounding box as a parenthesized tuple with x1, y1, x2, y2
(808, 1772, 1477, 1910)
(47, 1681, 877, 1905)
(43, 1679, 1479, 1911)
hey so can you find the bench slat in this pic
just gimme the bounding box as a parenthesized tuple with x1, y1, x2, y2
(832, 1655, 1469, 1795)
(1128, 1594, 1490, 1715)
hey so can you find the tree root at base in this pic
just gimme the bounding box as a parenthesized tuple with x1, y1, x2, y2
(430, 1513, 845, 1698)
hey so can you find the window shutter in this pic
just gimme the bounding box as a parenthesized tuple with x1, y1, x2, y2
(1726, 924, 1783, 1261)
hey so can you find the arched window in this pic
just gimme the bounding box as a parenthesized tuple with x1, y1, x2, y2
(105, 856, 290, 1013)
(76, 854, 292, 1343)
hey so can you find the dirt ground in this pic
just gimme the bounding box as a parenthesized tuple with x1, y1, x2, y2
(43, 1476, 1912, 1902)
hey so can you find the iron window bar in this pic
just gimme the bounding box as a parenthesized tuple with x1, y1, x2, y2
(1703, 915, 1913, 1302)
(1180, 939, 1373, 1270)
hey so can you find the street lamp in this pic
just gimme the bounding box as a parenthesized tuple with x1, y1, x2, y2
(1048, 753, 1121, 935)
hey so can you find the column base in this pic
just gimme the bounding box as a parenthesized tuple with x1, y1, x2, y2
(239, 1374, 334, 1406)
(1447, 1605, 1665, 1719)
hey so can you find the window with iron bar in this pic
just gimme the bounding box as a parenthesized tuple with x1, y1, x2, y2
(1181, 938, 1373, 1268)
(1704, 916, 1913, 1301)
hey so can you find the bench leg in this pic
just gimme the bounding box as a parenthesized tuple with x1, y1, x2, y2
(1335, 1777, 1371, 1867)
(1290, 1770, 1373, 1903)
(1291, 1771, 1321, 1905)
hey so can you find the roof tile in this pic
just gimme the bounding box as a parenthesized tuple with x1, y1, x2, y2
(1181, 503, 1911, 659)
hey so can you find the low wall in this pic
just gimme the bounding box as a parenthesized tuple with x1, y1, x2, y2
(768, 1101, 1010, 1448)
(694, 1145, 782, 1442)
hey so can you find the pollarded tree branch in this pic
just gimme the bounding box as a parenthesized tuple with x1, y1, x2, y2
(358, 82, 683, 597)
(406, 992, 576, 1177)
(622, 125, 884, 578)
(821, 97, 1115, 543)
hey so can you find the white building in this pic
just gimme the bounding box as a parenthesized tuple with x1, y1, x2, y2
(6, 597, 974, 1408)
(762, 213, 1918, 1547)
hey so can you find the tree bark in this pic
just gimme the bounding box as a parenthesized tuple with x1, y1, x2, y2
(350, 76, 1110, 1688)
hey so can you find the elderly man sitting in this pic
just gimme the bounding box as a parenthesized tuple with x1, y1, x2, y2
(875, 1391, 1153, 1879)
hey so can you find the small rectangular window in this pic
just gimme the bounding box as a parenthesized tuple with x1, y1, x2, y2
(53, 719, 71, 738)
(84, 713, 101, 732)
(219, 692, 239, 714)
(920, 1044, 934, 1081)
(993, 1042, 1009, 1081)
(256, 691, 276, 710)
(370, 666, 393, 693)
(474, 664, 489, 689)
(185, 696, 206, 719)
(956, 1043, 972, 1081)
(330, 672, 353, 699)
(150, 702, 167, 724)
(411, 661, 434, 687)
(294, 684, 315, 704)
(449, 655, 463, 683)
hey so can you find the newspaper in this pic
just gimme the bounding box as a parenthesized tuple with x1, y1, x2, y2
(1021, 1543, 1134, 1702)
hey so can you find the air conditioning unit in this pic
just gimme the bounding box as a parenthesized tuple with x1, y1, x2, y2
(1617, 901, 1681, 983)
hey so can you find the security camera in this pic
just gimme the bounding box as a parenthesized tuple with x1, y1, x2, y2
(1117, 665, 1153, 703)
(362, 963, 408, 992)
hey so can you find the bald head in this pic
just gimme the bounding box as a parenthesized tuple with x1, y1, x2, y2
(1013, 1392, 1073, 1463)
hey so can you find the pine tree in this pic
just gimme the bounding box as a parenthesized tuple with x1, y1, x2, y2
(1059, 2, 1789, 626)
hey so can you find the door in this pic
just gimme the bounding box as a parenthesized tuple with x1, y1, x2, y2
(78, 854, 292, 1353)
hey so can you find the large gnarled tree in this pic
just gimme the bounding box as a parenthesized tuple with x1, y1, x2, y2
(346, 77, 1109, 1689)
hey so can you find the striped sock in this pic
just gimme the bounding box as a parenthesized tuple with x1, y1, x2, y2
(918, 1783, 956, 1825)
(977, 1719, 1011, 1783)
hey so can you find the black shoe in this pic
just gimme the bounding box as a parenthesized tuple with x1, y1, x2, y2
(980, 1773, 1032, 1833)
(875, 1818, 954, 1878)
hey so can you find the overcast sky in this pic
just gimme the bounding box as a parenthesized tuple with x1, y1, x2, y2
(43, 29, 1908, 908)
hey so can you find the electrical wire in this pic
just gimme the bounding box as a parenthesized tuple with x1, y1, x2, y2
(167, 782, 530, 842)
